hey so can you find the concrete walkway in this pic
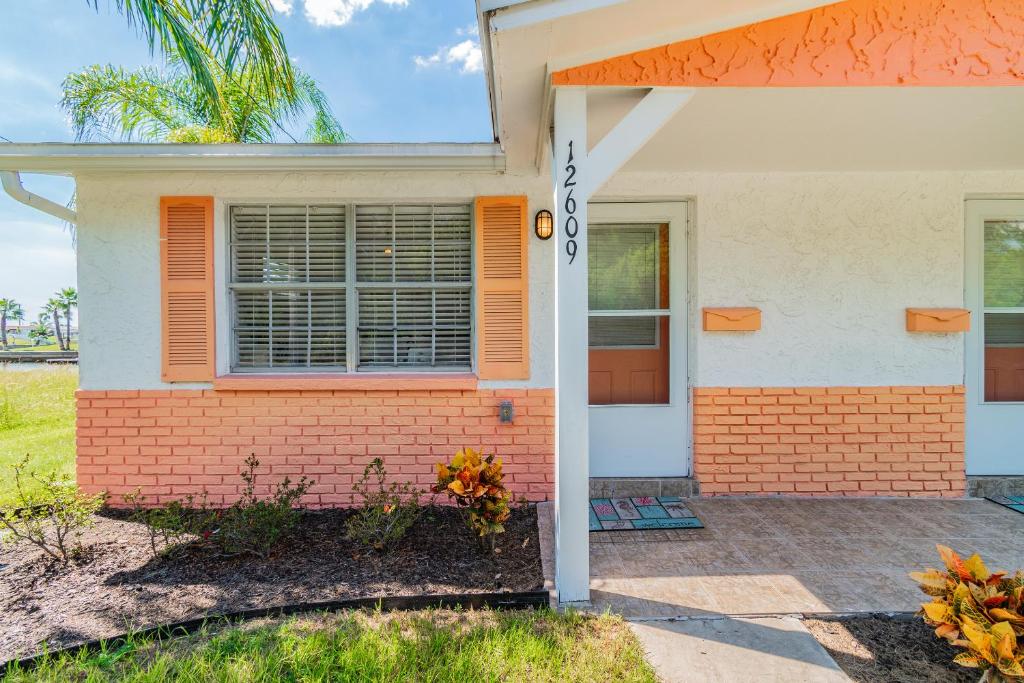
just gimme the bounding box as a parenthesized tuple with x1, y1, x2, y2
(629, 616, 848, 682)
(538, 497, 1024, 681)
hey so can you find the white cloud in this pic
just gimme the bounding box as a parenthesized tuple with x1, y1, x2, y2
(455, 24, 479, 38)
(414, 39, 483, 74)
(269, 0, 294, 14)
(297, 0, 409, 27)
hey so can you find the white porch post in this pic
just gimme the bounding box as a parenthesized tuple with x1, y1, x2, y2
(552, 86, 695, 604)
(554, 87, 590, 603)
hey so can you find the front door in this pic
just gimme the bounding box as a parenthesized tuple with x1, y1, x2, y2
(965, 200, 1024, 475)
(587, 203, 688, 477)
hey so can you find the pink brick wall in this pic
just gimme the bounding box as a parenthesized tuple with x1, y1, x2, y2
(694, 386, 966, 497)
(76, 388, 554, 507)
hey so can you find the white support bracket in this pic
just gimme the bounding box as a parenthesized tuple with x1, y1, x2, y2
(551, 86, 693, 605)
(587, 88, 695, 193)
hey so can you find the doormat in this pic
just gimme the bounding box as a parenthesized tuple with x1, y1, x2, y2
(987, 496, 1024, 515)
(589, 497, 703, 531)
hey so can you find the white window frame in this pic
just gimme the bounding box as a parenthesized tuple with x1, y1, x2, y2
(226, 202, 475, 374)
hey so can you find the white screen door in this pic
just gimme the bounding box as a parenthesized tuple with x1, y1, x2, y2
(965, 200, 1024, 475)
(587, 203, 688, 477)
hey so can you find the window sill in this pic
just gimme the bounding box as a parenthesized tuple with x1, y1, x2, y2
(213, 373, 479, 392)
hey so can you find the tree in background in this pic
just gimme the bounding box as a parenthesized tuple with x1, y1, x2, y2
(86, 0, 296, 127)
(0, 299, 25, 351)
(45, 299, 66, 352)
(62, 57, 345, 143)
(28, 314, 54, 347)
(56, 288, 78, 348)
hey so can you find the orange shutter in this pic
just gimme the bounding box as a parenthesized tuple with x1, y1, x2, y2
(160, 196, 215, 382)
(475, 196, 529, 380)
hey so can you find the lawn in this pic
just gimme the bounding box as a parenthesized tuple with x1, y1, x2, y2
(2, 609, 657, 683)
(0, 365, 77, 506)
(1, 340, 78, 352)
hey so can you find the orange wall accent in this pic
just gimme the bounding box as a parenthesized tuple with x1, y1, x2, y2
(693, 386, 966, 497)
(76, 388, 554, 507)
(985, 347, 1024, 402)
(552, 0, 1024, 88)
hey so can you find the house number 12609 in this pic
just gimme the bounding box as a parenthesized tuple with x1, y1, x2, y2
(563, 140, 578, 264)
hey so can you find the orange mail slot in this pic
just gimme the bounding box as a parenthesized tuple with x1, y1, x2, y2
(703, 307, 761, 332)
(905, 308, 971, 333)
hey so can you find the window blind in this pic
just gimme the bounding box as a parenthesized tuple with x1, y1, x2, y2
(355, 204, 472, 370)
(588, 224, 661, 347)
(229, 203, 472, 372)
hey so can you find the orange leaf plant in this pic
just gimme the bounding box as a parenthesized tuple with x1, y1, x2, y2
(433, 447, 511, 542)
(912, 545, 1024, 681)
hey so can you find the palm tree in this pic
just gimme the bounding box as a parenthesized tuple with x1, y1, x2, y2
(86, 0, 296, 124)
(0, 299, 25, 351)
(45, 299, 66, 352)
(56, 288, 78, 349)
(62, 56, 345, 143)
(28, 315, 54, 347)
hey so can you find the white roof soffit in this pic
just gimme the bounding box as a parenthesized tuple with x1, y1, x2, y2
(0, 143, 506, 174)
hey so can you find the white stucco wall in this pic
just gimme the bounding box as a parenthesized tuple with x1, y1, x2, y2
(76, 168, 1024, 391)
(74, 170, 555, 390)
(601, 170, 1024, 387)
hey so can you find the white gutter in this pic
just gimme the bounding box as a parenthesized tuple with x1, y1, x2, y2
(0, 143, 506, 174)
(0, 171, 77, 224)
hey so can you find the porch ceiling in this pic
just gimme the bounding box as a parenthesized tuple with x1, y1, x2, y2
(585, 86, 1024, 173)
(485, 0, 839, 170)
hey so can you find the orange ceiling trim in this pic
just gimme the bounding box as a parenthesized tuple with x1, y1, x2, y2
(551, 0, 1024, 88)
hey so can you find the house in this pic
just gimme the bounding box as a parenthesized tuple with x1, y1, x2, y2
(2, 0, 1024, 603)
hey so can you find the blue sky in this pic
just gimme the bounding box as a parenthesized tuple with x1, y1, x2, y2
(0, 0, 491, 322)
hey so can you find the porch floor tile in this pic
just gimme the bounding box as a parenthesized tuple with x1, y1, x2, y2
(543, 497, 1024, 618)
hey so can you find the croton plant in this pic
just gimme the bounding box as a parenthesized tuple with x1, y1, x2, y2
(433, 447, 511, 540)
(912, 545, 1024, 682)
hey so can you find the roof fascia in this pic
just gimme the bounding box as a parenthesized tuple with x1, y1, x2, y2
(0, 143, 506, 174)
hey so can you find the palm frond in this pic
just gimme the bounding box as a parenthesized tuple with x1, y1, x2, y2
(61, 65, 190, 141)
(85, 0, 295, 120)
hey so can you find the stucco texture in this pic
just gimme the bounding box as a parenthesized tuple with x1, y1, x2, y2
(601, 170, 1024, 387)
(77, 168, 1024, 390)
(74, 171, 554, 391)
(552, 0, 1024, 87)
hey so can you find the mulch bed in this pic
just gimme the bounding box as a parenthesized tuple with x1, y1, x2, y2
(0, 505, 543, 662)
(804, 615, 976, 683)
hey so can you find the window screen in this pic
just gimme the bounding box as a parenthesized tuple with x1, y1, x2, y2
(229, 203, 472, 372)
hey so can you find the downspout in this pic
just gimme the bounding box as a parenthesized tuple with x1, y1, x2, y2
(0, 171, 77, 224)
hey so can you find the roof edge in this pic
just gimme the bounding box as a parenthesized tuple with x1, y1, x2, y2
(0, 143, 506, 174)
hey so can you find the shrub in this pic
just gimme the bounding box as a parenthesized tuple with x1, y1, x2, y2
(433, 448, 511, 545)
(345, 457, 422, 551)
(0, 454, 106, 563)
(912, 544, 1024, 681)
(123, 489, 216, 559)
(210, 454, 313, 559)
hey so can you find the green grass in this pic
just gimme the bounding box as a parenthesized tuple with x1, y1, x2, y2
(1, 340, 78, 352)
(0, 366, 78, 506)
(2, 609, 656, 682)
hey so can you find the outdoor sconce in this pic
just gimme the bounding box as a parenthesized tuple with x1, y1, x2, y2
(534, 210, 553, 240)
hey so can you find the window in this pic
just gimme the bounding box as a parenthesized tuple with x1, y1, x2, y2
(983, 219, 1024, 402)
(229, 203, 473, 372)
